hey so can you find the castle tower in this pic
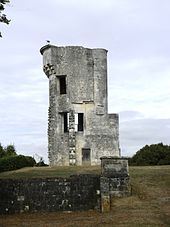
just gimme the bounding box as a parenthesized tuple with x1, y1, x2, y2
(40, 45, 120, 166)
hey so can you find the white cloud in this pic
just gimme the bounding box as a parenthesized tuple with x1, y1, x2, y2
(108, 55, 170, 118)
(120, 117, 170, 157)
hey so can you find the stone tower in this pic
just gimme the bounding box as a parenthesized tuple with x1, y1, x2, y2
(40, 45, 120, 166)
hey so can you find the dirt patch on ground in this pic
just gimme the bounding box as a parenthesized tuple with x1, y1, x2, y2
(0, 210, 113, 227)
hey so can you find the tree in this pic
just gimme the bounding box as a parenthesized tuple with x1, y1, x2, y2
(0, 143, 17, 158)
(0, 155, 36, 172)
(0, 0, 10, 37)
(0, 142, 37, 172)
(129, 143, 170, 166)
(0, 143, 5, 158)
(4, 144, 17, 157)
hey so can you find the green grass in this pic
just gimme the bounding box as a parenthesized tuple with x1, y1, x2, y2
(0, 165, 101, 179)
(0, 165, 170, 227)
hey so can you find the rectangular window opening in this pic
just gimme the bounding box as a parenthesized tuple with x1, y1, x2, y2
(63, 112, 69, 132)
(59, 76, 66, 94)
(78, 113, 84, 131)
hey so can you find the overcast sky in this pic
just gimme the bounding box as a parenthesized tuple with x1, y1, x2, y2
(0, 0, 170, 162)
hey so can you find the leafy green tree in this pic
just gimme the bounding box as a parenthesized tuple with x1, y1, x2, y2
(129, 143, 170, 166)
(0, 143, 5, 158)
(0, 142, 37, 172)
(0, 155, 36, 172)
(0, 0, 10, 37)
(0, 143, 17, 158)
(4, 144, 17, 157)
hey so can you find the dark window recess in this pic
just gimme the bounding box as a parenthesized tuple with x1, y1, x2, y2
(59, 76, 66, 94)
(64, 112, 68, 132)
(82, 148, 90, 164)
(78, 113, 84, 131)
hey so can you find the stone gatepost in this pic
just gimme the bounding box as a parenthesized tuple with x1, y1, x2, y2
(100, 156, 130, 212)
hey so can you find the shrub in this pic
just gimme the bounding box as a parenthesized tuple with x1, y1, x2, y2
(0, 155, 36, 172)
(129, 143, 170, 166)
(0, 143, 5, 158)
(4, 144, 17, 157)
(0, 143, 17, 158)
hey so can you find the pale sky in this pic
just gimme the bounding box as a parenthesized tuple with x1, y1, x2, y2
(0, 0, 170, 163)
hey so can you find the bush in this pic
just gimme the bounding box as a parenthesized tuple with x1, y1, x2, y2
(0, 155, 36, 172)
(0, 143, 17, 158)
(0, 143, 5, 158)
(129, 143, 170, 166)
(4, 145, 17, 157)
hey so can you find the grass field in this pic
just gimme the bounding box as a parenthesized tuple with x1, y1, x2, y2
(0, 165, 101, 178)
(0, 165, 170, 227)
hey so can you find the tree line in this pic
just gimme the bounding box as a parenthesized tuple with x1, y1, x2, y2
(1, 142, 170, 172)
(0, 143, 47, 172)
(129, 143, 170, 166)
(0, 143, 36, 172)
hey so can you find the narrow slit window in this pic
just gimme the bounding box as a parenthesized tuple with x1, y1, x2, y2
(59, 76, 66, 94)
(64, 112, 69, 132)
(78, 113, 84, 131)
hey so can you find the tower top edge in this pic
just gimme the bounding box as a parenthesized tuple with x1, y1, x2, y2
(40, 44, 108, 55)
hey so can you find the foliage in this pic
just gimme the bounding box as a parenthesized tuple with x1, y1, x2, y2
(0, 0, 10, 37)
(129, 143, 170, 166)
(0, 143, 5, 158)
(0, 155, 36, 172)
(0, 143, 16, 158)
(0, 143, 37, 172)
(4, 144, 17, 157)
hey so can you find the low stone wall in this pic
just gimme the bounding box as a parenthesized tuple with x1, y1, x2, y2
(0, 175, 100, 214)
(0, 157, 131, 214)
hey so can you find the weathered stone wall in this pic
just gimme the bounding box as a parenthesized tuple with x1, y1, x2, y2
(0, 175, 100, 215)
(0, 157, 130, 214)
(100, 157, 130, 212)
